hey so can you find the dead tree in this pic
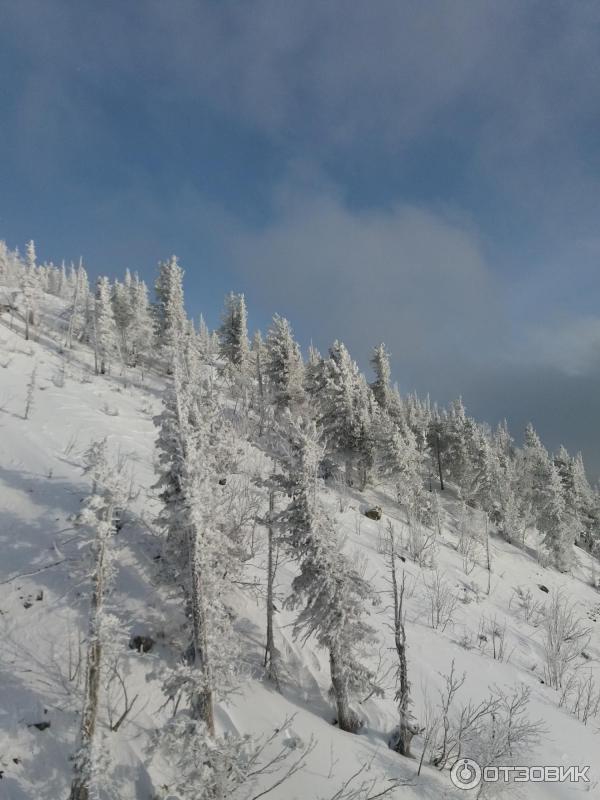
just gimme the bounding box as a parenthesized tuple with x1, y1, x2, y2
(70, 446, 120, 800)
(264, 488, 281, 690)
(387, 530, 420, 756)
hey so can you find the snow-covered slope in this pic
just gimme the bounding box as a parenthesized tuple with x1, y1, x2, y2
(1, 311, 599, 800)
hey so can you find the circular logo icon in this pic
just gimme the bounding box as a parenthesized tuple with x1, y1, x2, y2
(450, 758, 483, 790)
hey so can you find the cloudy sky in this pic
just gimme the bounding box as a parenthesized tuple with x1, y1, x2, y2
(2, 2, 600, 473)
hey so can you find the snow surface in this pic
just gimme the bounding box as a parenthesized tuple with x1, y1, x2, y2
(0, 303, 599, 800)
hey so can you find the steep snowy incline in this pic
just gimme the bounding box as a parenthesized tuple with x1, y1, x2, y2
(1, 319, 600, 800)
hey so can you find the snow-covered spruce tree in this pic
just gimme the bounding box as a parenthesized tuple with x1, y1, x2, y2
(426, 409, 447, 491)
(376, 417, 428, 524)
(265, 314, 305, 412)
(318, 340, 375, 488)
(441, 398, 475, 489)
(304, 344, 327, 406)
(217, 291, 250, 370)
(539, 462, 573, 572)
(370, 343, 393, 412)
(127, 273, 154, 370)
(460, 424, 498, 512)
(279, 415, 380, 732)
(251, 330, 268, 436)
(111, 278, 133, 357)
(65, 262, 90, 348)
(93, 276, 119, 374)
(154, 350, 238, 733)
(197, 313, 212, 359)
(554, 446, 594, 550)
(154, 255, 186, 358)
(403, 392, 432, 454)
(0, 240, 8, 284)
(520, 423, 552, 527)
(69, 440, 126, 800)
(492, 452, 528, 546)
(20, 240, 40, 340)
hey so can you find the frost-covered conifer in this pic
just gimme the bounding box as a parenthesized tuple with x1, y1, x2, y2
(318, 340, 375, 487)
(58, 261, 69, 298)
(154, 351, 238, 732)
(0, 241, 8, 284)
(127, 274, 154, 368)
(377, 419, 427, 523)
(20, 240, 40, 340)
(521, 423, 552, 527)
(304, 344, 326, 404)
(69, 440, 126, 800)
(93, 276, 118, 374)
(198, 313, 211, 358)
(403, 392, 431, 452)
(539, 462, 573, 571)
(265, 314, 305, 411)
(279, 415, 380, 732)
(111, 279, 132, 354)
(370, 343, 392, 411)
(155, 256, 186, 356)
(217, 291, 250, 369)
(65, 262, 90, 348)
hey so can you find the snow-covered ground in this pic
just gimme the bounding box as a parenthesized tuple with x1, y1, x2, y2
(1, 306, 599, 800)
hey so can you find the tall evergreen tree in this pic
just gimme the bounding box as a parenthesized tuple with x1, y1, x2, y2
(318, 340, 374, 486)
(217, 291, 250, 369)
(154, 348, 238, 732)
(539, 462, 573, 572)
(265, 314, 305, 411)
(93, 277, 118, 374)
(521, 423, 552, 527)
(128, 274, 154, 368)
(370, 343, 393, 411)
(279, 416, 380, 732)
(155, 256, 186, 356)
(20, 240, 40, 340)
(69, 440, 126, 800)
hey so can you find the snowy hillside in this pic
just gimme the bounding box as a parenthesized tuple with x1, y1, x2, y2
(1, 249, 600, 800)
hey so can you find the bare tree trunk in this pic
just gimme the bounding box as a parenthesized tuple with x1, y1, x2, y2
(70, 505, 112, 800)
(485, 515, 492, 595)
(330, 644, 359, 733)
(256, 341, 265, 437)
(93, 314, 99, 376)
(264, 489, 280, 690)
(436, 433, 444, 491)
(66, 268, 80, 349)
(389, 534, 419, 756)
(188, 529, 215, 736)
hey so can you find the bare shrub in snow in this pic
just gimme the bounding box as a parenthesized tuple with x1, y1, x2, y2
(427, 660, 544, 788)
(149, 714, 315, 800)
(542, 591, 591, 688)
(477, 614, 509, 661)
(406, 521, 436, 567)
(386, 527, 421, 757)
(423, 569, 458, 632)
(509, 585, 545, 626)
(23, 363, 37, 419)
(558, 669, 600, 724)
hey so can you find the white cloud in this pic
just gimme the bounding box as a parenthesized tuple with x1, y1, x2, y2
(523, 317, 600, 377)
(225, 178, 506, 394)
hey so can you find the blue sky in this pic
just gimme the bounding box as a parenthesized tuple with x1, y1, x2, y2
(2, 2, 600, 473)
